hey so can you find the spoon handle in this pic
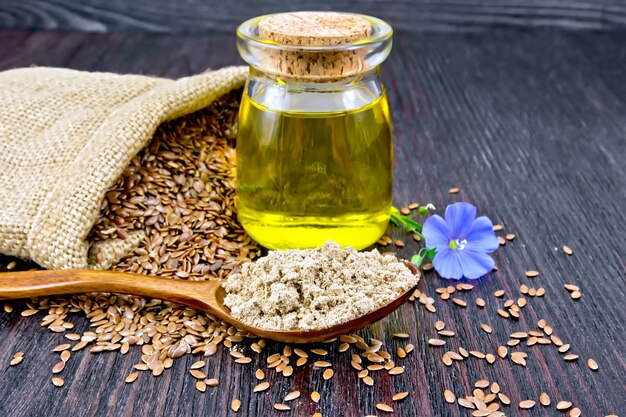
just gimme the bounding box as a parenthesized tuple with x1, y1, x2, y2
(0, 270, 218, 313)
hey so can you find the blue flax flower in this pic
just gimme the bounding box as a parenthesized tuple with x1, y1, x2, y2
(422, 202, 499, 280)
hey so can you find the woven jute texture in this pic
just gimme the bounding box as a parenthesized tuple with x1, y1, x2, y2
(0, 66, 248, 270)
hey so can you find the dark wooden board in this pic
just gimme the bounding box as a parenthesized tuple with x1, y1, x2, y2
(0, 28, 625, 417)
(1, 0, 626, 33)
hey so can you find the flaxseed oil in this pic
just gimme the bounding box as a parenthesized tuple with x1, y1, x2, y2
(236, 91, 392, 250)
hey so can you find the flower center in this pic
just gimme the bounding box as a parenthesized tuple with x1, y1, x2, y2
(449, 239, 467, 251)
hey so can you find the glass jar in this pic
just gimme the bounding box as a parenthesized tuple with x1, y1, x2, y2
(235, 12, 393, 250)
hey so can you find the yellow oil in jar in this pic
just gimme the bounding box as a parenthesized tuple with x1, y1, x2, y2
(236, 91, 392, 250)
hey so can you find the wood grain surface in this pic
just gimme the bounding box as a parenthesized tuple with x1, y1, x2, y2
(0, 28, 625, 417)
(1, 0, 626, 33)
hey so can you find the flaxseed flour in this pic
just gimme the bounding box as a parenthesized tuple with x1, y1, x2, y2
(222, 241, 418, 330)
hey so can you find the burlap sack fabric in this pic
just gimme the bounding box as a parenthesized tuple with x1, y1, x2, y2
(0, 66, 248, 270)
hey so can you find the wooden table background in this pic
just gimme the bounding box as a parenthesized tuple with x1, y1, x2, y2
(0, 2, 625, 416)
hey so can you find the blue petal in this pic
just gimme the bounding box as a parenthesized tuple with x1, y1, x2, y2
(457, 250, 495, 279)
(466, 216, 499, 253)
(444, 203, 476, 239)
(432, 247, 463, 280)
(423, 214, 451, 251)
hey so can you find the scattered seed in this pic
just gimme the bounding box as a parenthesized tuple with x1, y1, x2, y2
(564, 284, 580, 292)
(470, 351, 486, 359)
(438, 330, 455, 337)
(497, 346, 508, 358)
(485, 354, 496, 364)
(206, 378, 219, 387)
(481, 324, 492, 334)
(396, 347, 406, 358)
(274, 404, 290, 411)
(255, 369, 265, 380)
(494, 290, 505, 298)
(435, 321, 446, 331)
(376, 403, 394, 413)
(452, 298, 467, 307)
(511, 353, 527, 366)
(53, 344, 71, 352)
(587, 358, 598, 370)
(475, 380, 489, 388)
(9, 356, 23, 366)
(52, 361, 65, 374)
(51, 377, 64, 387)
(231, 400, 242, 412)
(191, 360, 205, 369)
(363, 376, 374, 386)
(525, 270, 539, 278)
(505, 233, 516, 241)
(428, 339, 446, 347)
(284, 391, 300, 401)
(449, 187, 460, 194)
(311, 391, 320, 403)
(564, 354, 579, 361)
(392, 392, 409, 401)
(21, 309, 38, 317)
(569, 408, 581, 417)
(195, 380, 207, 392)
(475, 298, 486, 307)
(444, 389, 456, 403)
(125, 372, 139, 383)
(294, 348, 308, 358)
(539, 392, 550, 406)
(458, 398, 475, 409)
(389, 367, 405, 375)
(190, 369, 206, 379)
(323, 368, 334, 380)
(253, 382, 269, 392)
(563, 245, 573, 255)
(556, 401, 572, 410)
(519, 400, 535, 409)
(571, 291, 582, 300)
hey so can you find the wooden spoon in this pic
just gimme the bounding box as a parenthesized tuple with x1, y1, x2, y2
(0, 263, 419, 344)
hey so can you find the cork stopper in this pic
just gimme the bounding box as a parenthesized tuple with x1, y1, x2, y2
(258, 12, 372, 46)
(257, 12, 374, 81)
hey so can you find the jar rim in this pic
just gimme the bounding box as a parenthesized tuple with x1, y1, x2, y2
(236, 12, 393, 52)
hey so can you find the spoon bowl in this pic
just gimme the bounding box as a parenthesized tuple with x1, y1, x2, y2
(0, 262, 419, 344)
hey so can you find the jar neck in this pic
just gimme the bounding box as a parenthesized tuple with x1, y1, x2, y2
(245, 67, 384, 113)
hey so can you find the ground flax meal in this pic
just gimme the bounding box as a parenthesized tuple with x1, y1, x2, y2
(222, 241, 419, 330)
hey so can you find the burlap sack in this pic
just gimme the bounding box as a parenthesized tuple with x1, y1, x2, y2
(0, 66, 248, 270)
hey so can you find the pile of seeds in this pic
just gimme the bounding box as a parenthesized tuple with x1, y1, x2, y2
(2, 91, 263, 385)
(89, 88, 259, 278)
